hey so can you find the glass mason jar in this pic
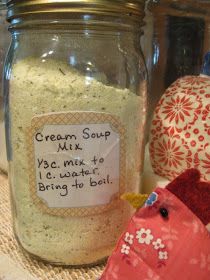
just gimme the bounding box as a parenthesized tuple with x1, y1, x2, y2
(4, 0, 147, 266)
(0, 0, 9, 173)
(146, 0, 210, 119)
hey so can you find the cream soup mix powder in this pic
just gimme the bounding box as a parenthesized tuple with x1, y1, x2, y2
(9, 58, 143, 265)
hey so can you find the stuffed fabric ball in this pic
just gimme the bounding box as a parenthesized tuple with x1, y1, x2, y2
(149, 75, 210, 181)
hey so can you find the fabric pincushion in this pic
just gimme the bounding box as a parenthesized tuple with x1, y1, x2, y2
(99, 169, 210, 280)
(149, 52, 210, 182)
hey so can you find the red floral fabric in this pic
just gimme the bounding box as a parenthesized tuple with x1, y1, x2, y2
(149, 75, 210, 181)
(100, 188, 210, 280)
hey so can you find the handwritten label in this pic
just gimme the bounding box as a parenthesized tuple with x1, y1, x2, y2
(34, 123, 120, 208)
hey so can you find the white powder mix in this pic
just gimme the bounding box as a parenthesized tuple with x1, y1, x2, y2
(9, 58, 144, 265)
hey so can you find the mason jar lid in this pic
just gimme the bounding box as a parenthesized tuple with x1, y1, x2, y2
(7, 0, 145, 22)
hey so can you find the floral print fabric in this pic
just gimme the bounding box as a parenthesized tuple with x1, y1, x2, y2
(149, 75, 210, 182)
(100, 188, 210, 280)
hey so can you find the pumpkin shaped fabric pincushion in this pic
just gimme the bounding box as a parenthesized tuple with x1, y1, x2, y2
(149, 75, 210, 182)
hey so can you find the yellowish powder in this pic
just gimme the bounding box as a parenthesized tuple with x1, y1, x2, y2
(9, 58, 144, 265)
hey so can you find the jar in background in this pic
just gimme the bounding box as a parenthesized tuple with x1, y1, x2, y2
(146, 0, 210, 119)
(4, 0, 147, 266)
(0, 0, 9, 173)
(142, 0, 210, 195)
